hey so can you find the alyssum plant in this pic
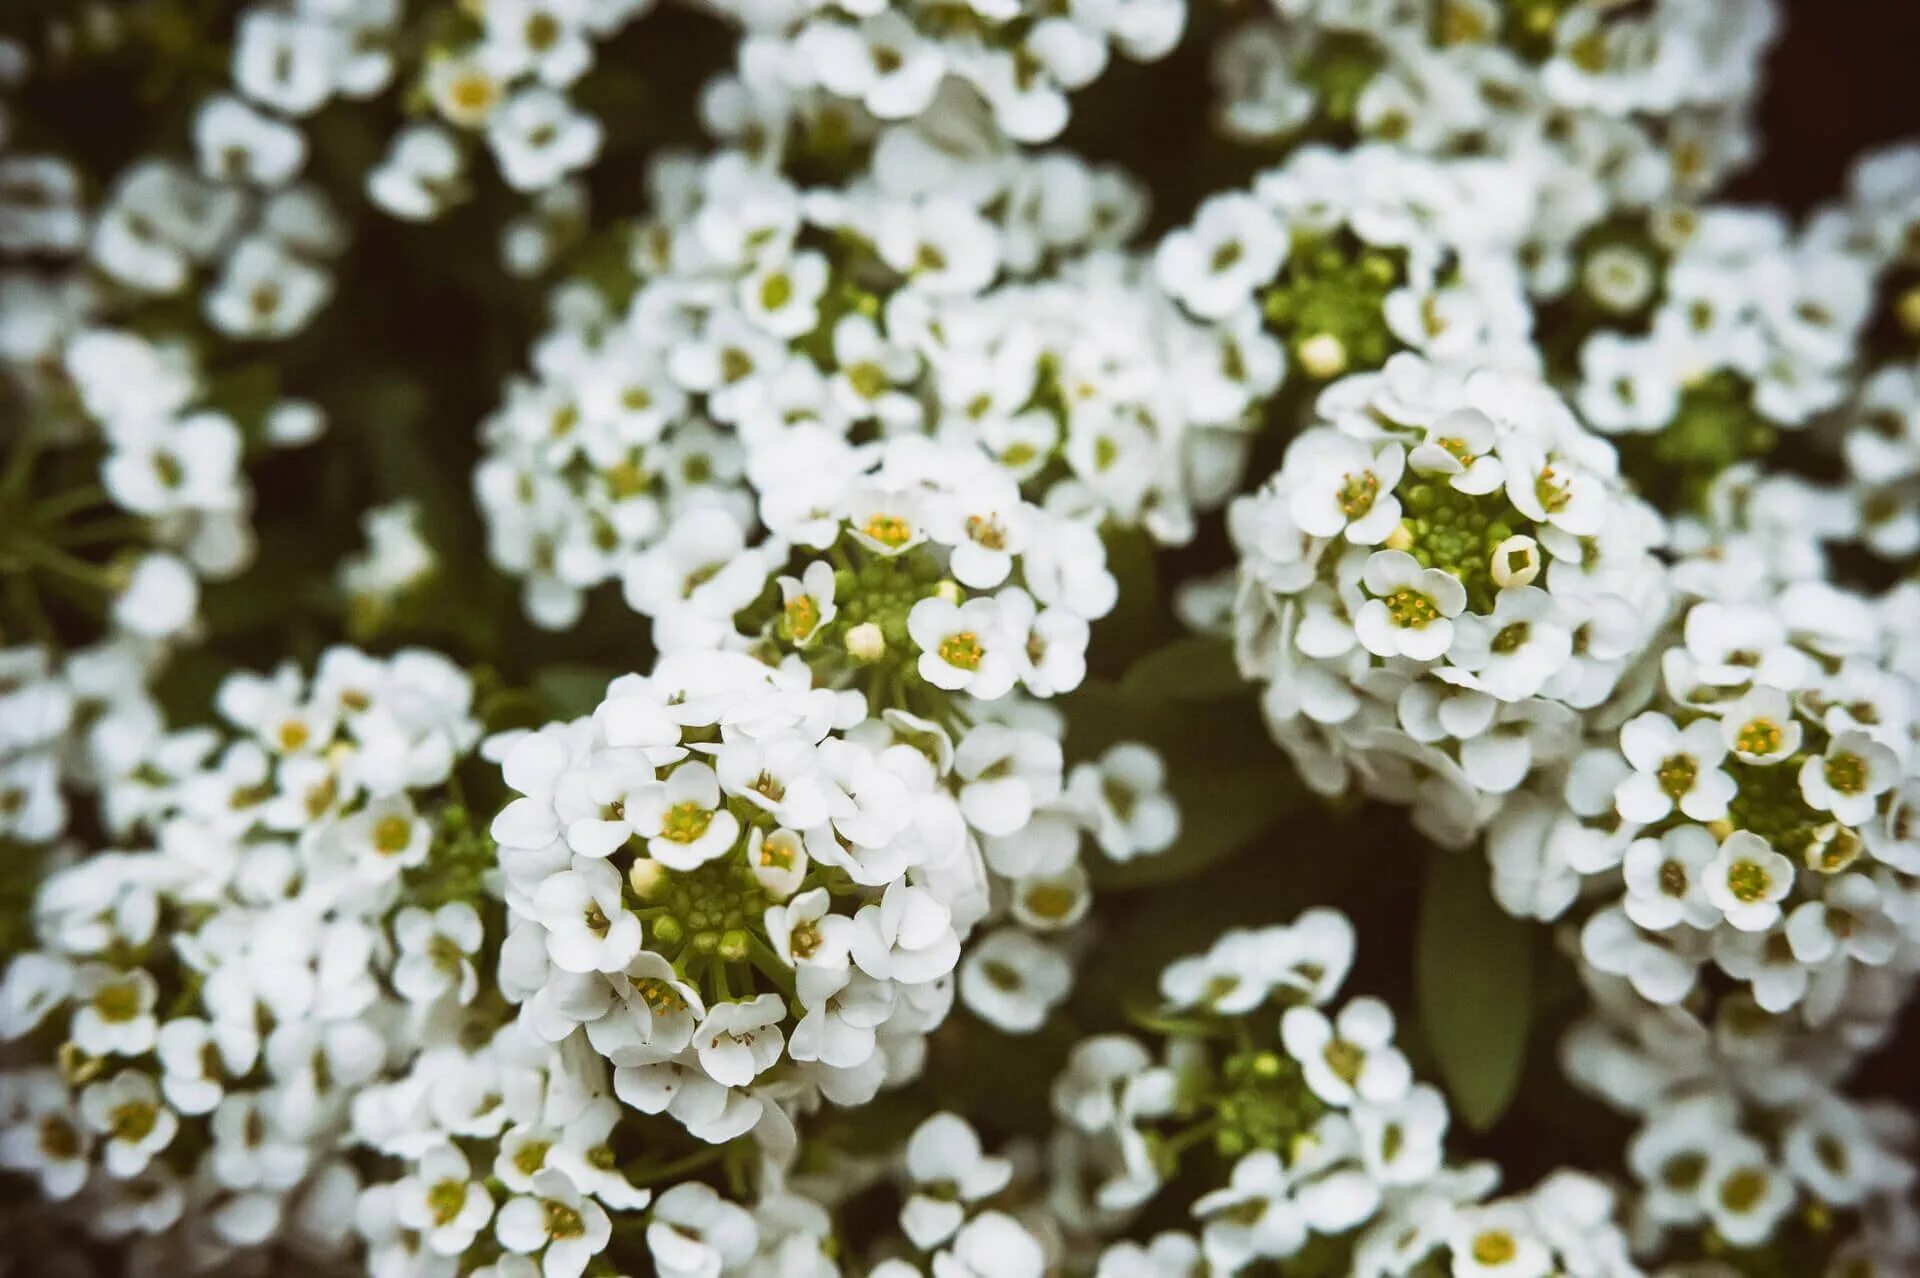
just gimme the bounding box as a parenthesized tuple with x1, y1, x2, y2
(2, 0, 1919, 1275)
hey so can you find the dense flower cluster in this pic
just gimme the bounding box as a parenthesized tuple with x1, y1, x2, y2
(7, 2, 1920, 1275)
(1565, 973, 1920, 1274)
(709, 0, 1184, 145)
(1049, 909, 1645, 1276)
(1157, 145, 1536, 388)
(489, 644, 1175, 1138)
(0, 648, 481, 1269)
(1566, 204, 1872, 504)
(1487, 556, 1920, 1018)
(1231, 355, 1668, 847)
(1208, 0, 1775, 295)
(472, 131, 1255, 629)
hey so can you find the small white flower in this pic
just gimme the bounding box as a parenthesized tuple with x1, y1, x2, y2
(909, 596, 1019, 699)
(1620, 826, 1721, 932)
(1066, 742, 1180, 861)
(693, 994, 787, 1088)
(1354, 550, 1468, 662)
(647, 1181, 758, 1278)
(1719, 687, 1802, 764)
(495, 1168, 612, 1278)
(1702, 831, 1795, 933)
(71, 965, 159, 1057)
(393, 902, 486, 1005)
(1797, 730, 1897, 825)
(1613, 712, 1737, 824)
(396, 1143, 496, 1256)
(901, 1112, 1014, 1249)
(627, 763, 741, 871)
(1287, 436, 1406, 545)
(535, 856, 642, 974)
(79, 1070, 178, 1179)
(1281, 998, 1413, 1106)
(1700, 1140, 1794, 1249)
(959, 929, 1071, 1034)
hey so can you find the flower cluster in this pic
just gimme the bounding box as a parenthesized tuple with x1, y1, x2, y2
(9, 4, 1920, 1277)
(487, 647, 1175, 1140)
(708, 0, 1185, 145)
(1208, 0, 1775, 295)
(1157, 145, 1536, 389)
(1564, 974, 1920, 1274)
(1230, 354, 1667, 847)
(2, 159, 334, 648)
(1568, 204, 1873, 506)
(0, 648, 482, 1270)
(473, 136, 1156, 629)
(1486, 565, 1920, 1027)
(1049, 908, 1645, 1276)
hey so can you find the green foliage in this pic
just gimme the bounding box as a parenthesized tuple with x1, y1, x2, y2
(1415, 847, 1535, 1132)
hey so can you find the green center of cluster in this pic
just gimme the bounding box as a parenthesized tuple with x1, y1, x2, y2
(1210, 1046, 1329, 1160)
(1620, 372, 1776, 514)
(648, 857, 770, 961)
(1724, 758, 1839, 869)
(1261, 233, 1408, 381)
(1395, 484, 1535, 614)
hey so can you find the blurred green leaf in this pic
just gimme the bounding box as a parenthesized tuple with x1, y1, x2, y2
(1415, 848, 1534, 1132)
(533, 663, 623, 719)
(1119, 635, 1244, 702)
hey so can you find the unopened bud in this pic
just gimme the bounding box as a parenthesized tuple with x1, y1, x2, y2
(1296, 333, 1348, 380)
(845, 622, 885, 663)
(1489, 534, 1541, 588)
(628, 857, 666, 899)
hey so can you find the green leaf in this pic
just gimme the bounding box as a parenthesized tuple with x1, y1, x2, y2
(1119, 635, 1245, 702)
(1415, 848, 1534, 1131)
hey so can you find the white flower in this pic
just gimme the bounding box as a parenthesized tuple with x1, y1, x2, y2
(535, 856, 643, 973)
(114, 553, 199, 638)
(1446, 1204, 1551, 1278)
(1700, 1140, 1794, 1248)
(776, 561, 837, 648)
(901, 1112, 1013, 1248)
(1702, 831, 1795, 932)
(1281, 998, 1413, 1106)
(953, 723, 1062, 838)
(909, 596, 1019, 699)
(397, 1143, 496, 1256)
(1620, 826, 1721, 931)
(79, 1070, 178, 1179)
(1797, 730, 1897, 825)
(0, 1082, 90, 1201)
(496, 1168, 612, 1278)
(1066, 742, 1180, 861)
(1446, 587, 1573, 703)
(488, 88, 603, 192)
(851, 882, 960, 985)
(194, 94, 306, 186)
(393, 902, 486, 1005)
(1287, 437, 1406, 545)
(70, 965, 159, 1057)
(627, 763, 741, 871)
(933, 1211, 1045, 1278)
(959, 929, 1071, 1033)
(1354, 550, 1468, 662)
(1719, 687, 1802, 764)
(648, 1182, 758, 1278)
(1157, 192, 1287, 320)
(1613, 712, 1737, 824)
(693, 994, 787, 1088)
